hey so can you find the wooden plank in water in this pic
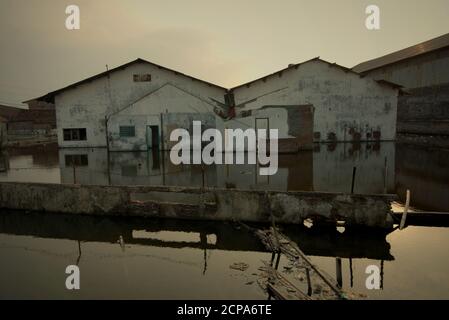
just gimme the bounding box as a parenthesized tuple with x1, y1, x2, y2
(262, 262, 312, 300)
(256, 229, 346, 299)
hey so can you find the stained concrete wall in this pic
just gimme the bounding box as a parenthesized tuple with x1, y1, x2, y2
(108, 83, 221, 151)
(224, 105, 313, 152)
(54, 59, 398, 151)
(108, 83, 310, 152)
(396, 83, 449, 134)
(0, 182, 395, 228)
(55, 61, 227, 148)
(231, 59, 399, 143)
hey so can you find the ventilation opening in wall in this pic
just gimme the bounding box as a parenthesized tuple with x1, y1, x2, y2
(120, 126, 135, 137)
(133, 74, 151, 82)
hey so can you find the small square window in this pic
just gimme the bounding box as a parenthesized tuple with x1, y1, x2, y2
(120, 126, 135, 137)
(63, 128, 87, 141)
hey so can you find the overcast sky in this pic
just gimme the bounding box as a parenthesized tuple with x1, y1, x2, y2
(1, 0, 448, 107)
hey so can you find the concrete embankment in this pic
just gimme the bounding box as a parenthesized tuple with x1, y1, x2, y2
(0, 182, 396, 228)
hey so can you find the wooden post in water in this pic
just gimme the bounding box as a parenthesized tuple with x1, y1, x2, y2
(72, 162, 76, 185)
(306, 267, 312, 296)
(351, 167, 357, 194)
(76, 240, 82, 266)
(201, 164, 205, 188)
(349, 258, 353, 288)
(383, 157, 388, 194)
(336, 257, 343, 288)
(380, 260, 384, 290)
(400, 190, 411, 230)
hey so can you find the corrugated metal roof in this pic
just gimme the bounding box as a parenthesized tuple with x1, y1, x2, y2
(353, 33, 449, 73)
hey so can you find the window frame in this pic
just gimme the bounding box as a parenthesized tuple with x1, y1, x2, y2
(63, 128, 87, 141)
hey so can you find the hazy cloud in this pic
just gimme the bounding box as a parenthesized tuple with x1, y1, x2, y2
(0, 0, 448, 105)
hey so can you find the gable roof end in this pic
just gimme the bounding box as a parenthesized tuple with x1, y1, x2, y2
(24, 58, 227, 104)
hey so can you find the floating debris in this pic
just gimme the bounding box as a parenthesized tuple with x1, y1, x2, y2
(253, 226, 352, 300)
(230, 262, 249, 271)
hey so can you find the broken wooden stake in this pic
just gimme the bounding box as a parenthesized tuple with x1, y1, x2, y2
(400, 189, 411, 230)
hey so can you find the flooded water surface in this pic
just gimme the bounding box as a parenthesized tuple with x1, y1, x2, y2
(1, 142, 449, 299)
(1, 211, 449, 299)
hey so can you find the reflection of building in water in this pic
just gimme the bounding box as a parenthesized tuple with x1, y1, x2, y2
(0, 210, 394, 289)
(58, 142, 395, 194)
(395, 144, 449, 211)
(0, 151, 9, 172)
(0, 144, 60, 183)
(313, 142, 395, 194)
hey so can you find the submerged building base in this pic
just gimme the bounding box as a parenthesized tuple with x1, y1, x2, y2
(0, 182, 396, 228)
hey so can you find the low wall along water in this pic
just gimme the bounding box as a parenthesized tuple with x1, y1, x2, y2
(0, 182, 396, 228)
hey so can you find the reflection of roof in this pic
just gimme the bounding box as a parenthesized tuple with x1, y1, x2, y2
(353, 33, 449, 73)
(25, 58, 228, 104)
(9, 109, 56, 124)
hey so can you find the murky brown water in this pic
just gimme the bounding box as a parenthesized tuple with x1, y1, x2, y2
(0, 211, 449, 299)
(0, 142, 449, 299)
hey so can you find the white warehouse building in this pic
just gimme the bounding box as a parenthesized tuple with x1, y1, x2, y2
(30, 57, 400, 152)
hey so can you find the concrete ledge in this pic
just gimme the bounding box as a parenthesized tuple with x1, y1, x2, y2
(0, 182, 397, 228)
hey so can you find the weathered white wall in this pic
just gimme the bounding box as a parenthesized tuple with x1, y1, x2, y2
(109, 83, 223, 151)
(223, 107, 293, 152)
(55, 59, 398, 149)
(109, 84, 295, 152)
(55, 61, 227, 148)
(231, 60, 398, 142)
